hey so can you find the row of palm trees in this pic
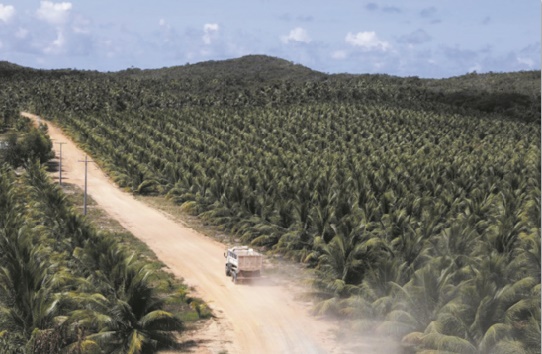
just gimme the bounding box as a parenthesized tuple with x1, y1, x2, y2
(0, 161, 184, 353)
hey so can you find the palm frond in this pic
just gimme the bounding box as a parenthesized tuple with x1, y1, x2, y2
(138, 310, 183, 331)
(491, 340, 528, 354)
(126, 330, 145, 354)
(376, 320, 416, 338)
(478, 322, 512, 353)
(420, 332, 477, 354)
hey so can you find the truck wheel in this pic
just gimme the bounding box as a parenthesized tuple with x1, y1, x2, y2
(232, 271, 237, 284)
(225, 264, 231, 276)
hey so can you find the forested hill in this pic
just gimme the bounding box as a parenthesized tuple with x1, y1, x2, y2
(1, 55, 539, 123)
(425, 71, 541, 123)
(0, 61, 29, 71)
(116, 55, 327, 83)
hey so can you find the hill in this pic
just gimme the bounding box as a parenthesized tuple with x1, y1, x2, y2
(0, 61, 36, 79)
(426, 71, 541, 123)
(2, 55, 538, 122)
(119, 56, 540, 123)
(116, 55, 327, 83)
(0, 60, 29, 71)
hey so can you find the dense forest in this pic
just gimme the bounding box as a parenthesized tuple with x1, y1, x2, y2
(0, 55, 540, 353)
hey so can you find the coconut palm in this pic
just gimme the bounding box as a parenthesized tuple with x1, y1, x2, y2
(311, 209, 392, 314)
(76, 260, 183, 354)
(0, 226, 79, 346)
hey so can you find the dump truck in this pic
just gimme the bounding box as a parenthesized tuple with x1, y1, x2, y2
(224, 246, 263, 283)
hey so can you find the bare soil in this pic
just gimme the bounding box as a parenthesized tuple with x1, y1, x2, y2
(22, 112, 348, 354)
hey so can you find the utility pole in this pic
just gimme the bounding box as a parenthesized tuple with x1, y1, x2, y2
(56, 142, 66, 185)
(78, 155, 93, 215)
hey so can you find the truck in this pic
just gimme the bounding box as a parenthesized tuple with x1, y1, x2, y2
(224, 246, 263, 283)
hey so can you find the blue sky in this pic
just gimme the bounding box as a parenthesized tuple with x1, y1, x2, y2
(0, 1, 539, 78)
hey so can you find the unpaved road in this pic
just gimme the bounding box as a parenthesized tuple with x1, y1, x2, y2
(22, 113, 342, 354)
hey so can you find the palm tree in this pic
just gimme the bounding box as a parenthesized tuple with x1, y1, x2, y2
(409, 251, 540, 354)
(311, 210, 390, 315)
(0, 226, 78, 347)
(76, 258, 183, 354)
(376, 261, 458, 340)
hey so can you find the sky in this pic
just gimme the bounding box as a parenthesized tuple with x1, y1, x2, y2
(0, 1, 539, 78)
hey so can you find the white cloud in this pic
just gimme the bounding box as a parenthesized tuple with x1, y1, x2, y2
(72, 15, 91, 34)
(345, 31, 390, 51)
(331, 50, 347, 59)
(44, 29, 66, 54)
(281, 27, 311, 44)
(0, 4, 15, 23)
(203, 23, 219, 44)
(36, 1, 72, 25)
(516, 56, 534, 68)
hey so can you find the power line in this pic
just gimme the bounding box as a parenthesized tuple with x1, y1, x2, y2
(78, 155, 94, 215)
(55, 142, 66, 185)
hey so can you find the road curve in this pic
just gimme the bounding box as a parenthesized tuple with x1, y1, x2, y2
(22, 112, 339, 354)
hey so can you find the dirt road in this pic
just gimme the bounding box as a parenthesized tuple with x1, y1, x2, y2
(22, 112, 340, 354)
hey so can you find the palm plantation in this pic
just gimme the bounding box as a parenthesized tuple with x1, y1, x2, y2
(0, 56, 540, 352)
